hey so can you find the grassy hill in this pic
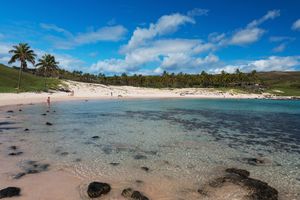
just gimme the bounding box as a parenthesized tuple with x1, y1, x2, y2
(257, 71, 300, 96)
(0, 64, 61, 92)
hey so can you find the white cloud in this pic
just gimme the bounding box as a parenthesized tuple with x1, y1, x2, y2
(247, 10, 280, 28)
(41, 23, 127, 49)
(90, 11, 216, 74)
(40, 23, 72, 36)
(187, 8, 209, 17)
(291, 19, 300, 31)
(230, 28, 265, 45)
(211, 56, 300, 74)
(90, 39, 215, 74)
(269, 36, 295, 42)
(122, 13, 195, 52)
(272, 43, 286, 53)
(229, 10, 280, 46)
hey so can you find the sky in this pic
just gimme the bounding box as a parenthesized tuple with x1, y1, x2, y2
(0, 0, 300, 75)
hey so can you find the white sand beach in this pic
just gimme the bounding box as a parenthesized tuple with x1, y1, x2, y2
(0, 80, 271, 107)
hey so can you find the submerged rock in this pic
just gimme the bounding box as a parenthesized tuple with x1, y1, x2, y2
(205, 168, 278, 200)
(225, 168, 250, 178)
(45, 122, 53, 126)
(41, 113, 47, 116)
(13, 172, 26, 179)
(109, 162, 120, 166)
(141, 166, 149, 172)
(131, 191, 149, 200)
(121, 188, 133, 198)
(91, 136, 100, 139)
(15, 160, 50, 178)
(8, 152, 23, 156)
(6, 110, 14, 113)
(24, 128, 29, 132)
(134, 154, 147, 160)
(9, 146, 17, 150)
(87, 182, 111, 198)
(242, 157, 270, 166)
(0, 187, 21, 198)
(121, 188, 149, 200)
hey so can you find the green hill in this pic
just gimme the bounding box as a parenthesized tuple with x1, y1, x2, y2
(0, 63, 61, 92)
(257, 71, 300, 96)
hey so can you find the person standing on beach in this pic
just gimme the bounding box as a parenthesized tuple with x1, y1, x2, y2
(47, 96, 51, 108)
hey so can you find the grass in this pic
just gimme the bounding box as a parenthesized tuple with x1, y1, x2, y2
(0, 64, 62, 93)
(257, 71, 300, 96)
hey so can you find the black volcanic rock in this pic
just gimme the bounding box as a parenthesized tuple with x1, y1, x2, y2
(206, 168, 278, 200)
(45, 122, 53, 126)
(0, 187, 21, 198)
(87, 182, 111, 198)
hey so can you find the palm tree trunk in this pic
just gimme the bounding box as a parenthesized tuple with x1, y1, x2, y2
(17, 63, 23, 90)
(44, 69, 47, 91)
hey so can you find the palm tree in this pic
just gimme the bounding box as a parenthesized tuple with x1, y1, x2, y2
(36, 54, 59, 89)
(8, 43, 36, 89)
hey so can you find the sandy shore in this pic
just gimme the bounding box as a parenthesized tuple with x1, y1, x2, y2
(0, 80, 273, 107)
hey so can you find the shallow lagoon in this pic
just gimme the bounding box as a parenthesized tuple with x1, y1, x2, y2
(1, 99, 300, 199)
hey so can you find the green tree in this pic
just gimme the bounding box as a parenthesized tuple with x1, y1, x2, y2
(8, 43, 36, 89)
(36, 54, 59, 89)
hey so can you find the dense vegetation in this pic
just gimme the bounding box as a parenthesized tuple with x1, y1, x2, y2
(1, 63, 300, 96)
(0, 64, 61, 92)
(57, 68, 260, 89)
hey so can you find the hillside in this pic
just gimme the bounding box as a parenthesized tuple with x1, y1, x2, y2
(0, 64, 61, 92)
(257, 71, 300, 96)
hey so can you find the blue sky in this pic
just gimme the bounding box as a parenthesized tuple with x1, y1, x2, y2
(0, 0, 300, 75)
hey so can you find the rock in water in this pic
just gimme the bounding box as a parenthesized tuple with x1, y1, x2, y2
(131, 191, 149, 200)
(45, 122, 53, 126)
(134, 154, 147, 160)
(0, 187, 21, 198)
(121, 188, 133, 198)
(87, 182, 111, 198)
(207, 168, 278, 200)
(225, 168, 250, 178)
(122, 188, 149, 200)
(141, 166, 149, 172)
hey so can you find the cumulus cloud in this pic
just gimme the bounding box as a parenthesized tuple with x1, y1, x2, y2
(291, 19, 300, 31)
(41, 23, 127, 49)
(121, 13, 195, 52)
(211, 56, 300, 74)
(90, 11, 216, 75)
(229, 10, 280, 46)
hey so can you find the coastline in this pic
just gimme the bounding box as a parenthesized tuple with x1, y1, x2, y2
(0, 80, 297, 107)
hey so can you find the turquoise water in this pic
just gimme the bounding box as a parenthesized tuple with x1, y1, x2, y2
(1, 99, 300, 199)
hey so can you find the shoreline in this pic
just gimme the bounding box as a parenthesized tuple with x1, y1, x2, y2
(1, 92, 299, 200)
(0, 80, 298, 107)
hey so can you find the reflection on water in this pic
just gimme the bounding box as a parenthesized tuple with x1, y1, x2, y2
(1, 99, 300, 199)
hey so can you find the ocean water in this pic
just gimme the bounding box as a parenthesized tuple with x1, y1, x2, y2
(1, 99, 300, 199)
